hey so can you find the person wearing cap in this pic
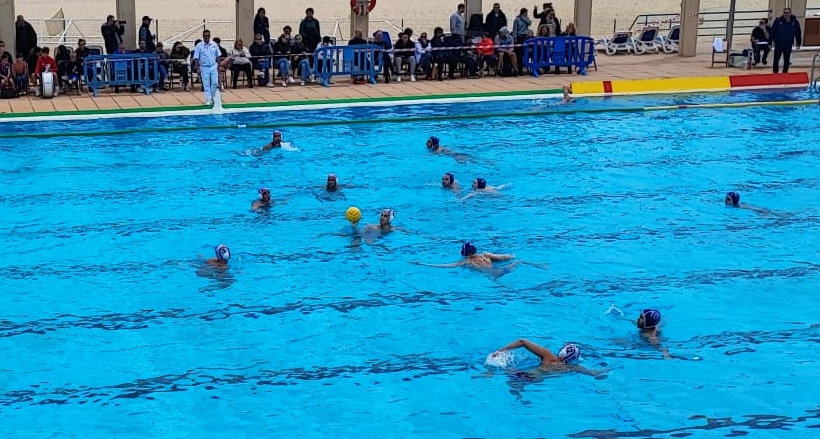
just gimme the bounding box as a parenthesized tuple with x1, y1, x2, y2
(263, 130, 283, 150)
(139, 16, 157, 53)
(491, 339, 607, 378)
(636, 309, 671, 359)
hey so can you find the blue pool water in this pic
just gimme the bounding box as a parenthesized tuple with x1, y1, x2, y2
(2, 89, 820, 438)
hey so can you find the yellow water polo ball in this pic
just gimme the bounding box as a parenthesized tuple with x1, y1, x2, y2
(345, 206, 362, 223)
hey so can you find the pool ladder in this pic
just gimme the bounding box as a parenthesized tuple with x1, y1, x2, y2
(811, 53, 820, 92)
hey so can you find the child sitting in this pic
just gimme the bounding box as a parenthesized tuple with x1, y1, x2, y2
(476, 32, 497, 77)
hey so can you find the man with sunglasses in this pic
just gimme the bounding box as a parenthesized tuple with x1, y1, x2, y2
(192, 29, 220, 105)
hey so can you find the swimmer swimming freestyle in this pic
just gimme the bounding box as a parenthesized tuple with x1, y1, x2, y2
(491, 339, 606, 377)
(461, 178, 509, 200)
(413, 241, 528, 277)
(426, 136, 471, 163)
(724, 191, 771, 215)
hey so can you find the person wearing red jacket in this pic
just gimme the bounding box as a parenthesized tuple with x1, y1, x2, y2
(32, 46, 58, 89)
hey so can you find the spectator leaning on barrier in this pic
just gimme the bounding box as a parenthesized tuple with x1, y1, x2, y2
(254, 8, 271, 44)
(139, 16, 157, 53)
(101, 15, 125, 55)
(770, 7, 801, 74)
(450, 4, 466, 41)
(484, 3, 508, 39)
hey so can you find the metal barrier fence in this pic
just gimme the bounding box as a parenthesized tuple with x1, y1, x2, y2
(83, 54, 160, 96)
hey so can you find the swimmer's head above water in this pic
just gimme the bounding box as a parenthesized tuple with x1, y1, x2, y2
(258, 187, 271, 202)
(557, 343, 580, 364)
(326, 173, 338, 190)
(380, 208, 394, 227)
(725, 191, 740, 207)
(272, 130, 282, 143)
(460, 241, 478, 257)
(442, 172, 455, 188)
(636, 309, 661, 330)
(473, 178, 487, 190)
(426, 136, 440, 151)
(215, 244, 231, 262)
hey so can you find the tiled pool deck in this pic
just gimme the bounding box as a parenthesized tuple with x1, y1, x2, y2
(0, 51, 811, 117)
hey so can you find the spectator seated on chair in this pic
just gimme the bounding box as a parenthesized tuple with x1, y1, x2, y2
(430, 27, 450, 81)
(457, 38, 480, 78)
(249, 33, 273, 87)
(272, 34, 295, 86)
(154, 42, 169, 91)
(476, 31, 497, 76)
(229, 39, 254, 89)
(61, 51, 82, 93)
(372, 30, 392, 83)
(33, 47, 58, 92)
(494, 27, 518, 76)
(55, 45, 70, 90)
(415, 32, 432, 79)
(440, 34, 464, 79)
(290, 34, 313, 85)
(0, 56, 13, 91)
(169, 41, 191, 90)
(13, 54, 29, 95)
(75, 39, 91, 64)
(213, 37, 231, 92)
(393, 32, 416, 82)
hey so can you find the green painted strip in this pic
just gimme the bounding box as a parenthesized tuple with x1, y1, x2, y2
(0, 88, 563, 120)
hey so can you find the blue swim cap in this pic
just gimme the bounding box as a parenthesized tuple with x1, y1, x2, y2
(258, 187, 270, 195)
(215, 244, 231, 261)
(639, 309, 661, 329)
(475, 178, 487, 189)
(428, 136, 440, 147)
(558, 343, 580, 363)
(461, 241, 477, 256)
(726, 191, 740, 206)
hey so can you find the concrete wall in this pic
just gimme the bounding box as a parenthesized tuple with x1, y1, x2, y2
(116, 0, 136, 49)
(236, 0, 254, 44)
(0, 0, 15, 57)
(679, 0, 700, 57)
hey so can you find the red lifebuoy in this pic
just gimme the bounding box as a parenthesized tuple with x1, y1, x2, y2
(350, 0, 376, 16)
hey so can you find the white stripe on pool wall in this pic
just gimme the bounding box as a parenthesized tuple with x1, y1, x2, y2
(0, 93, 562, 124)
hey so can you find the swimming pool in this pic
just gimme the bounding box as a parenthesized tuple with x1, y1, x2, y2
(2, 89, 819, 438)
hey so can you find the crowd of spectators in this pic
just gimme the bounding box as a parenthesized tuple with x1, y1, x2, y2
(0, 2, 581, 98)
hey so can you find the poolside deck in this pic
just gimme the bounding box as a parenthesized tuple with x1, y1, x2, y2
(0, 51, 812, 117)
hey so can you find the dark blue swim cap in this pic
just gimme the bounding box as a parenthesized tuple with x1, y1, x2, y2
(726, 191, 740, 206)
(476, 178, 487, 189)
(428, 136, 440, 147)
(461, 241, 477, 256)
(639, 309, 661, 329)
(443, 172, 455, 187)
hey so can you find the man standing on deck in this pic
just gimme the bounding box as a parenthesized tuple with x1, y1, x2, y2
(192, 30, 220, 106)
(770, 8, 801, 74)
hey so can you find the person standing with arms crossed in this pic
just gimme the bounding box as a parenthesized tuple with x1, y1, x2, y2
(193, 30, 220, 106)
(770, 8, 801, 74)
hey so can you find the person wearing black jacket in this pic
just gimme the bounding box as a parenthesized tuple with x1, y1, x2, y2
(249, 33, 273, 86)
(484, 3, 508, 39)
(770, 8, 802, 74)
(101, 15, 125, 54)
(15, 16, 38, 62)
(138, 16, 157, 53)
(750, 18, 771, 66)
(299, 8, 322, 54)
(348, 29, 369, 84)
(254, 8, 270, 43)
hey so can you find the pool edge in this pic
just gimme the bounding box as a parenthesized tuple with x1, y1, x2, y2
(0, 88, 563, 123)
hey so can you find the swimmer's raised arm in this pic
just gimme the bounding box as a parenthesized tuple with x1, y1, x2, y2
(485, 252, 515, 262)
(496, 339, 552, 361)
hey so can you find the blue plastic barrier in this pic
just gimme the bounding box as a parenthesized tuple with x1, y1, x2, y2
(524, 36, 596, 76)
(83, 54, 160, 96)
(313, 44, 381, 87)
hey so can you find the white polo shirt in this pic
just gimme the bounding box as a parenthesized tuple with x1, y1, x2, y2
(193, 40, 220, 68)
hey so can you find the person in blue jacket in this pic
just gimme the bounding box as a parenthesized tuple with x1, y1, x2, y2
(770, 8, 802, 74)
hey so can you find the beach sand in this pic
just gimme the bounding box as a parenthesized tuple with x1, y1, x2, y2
(19, 0, 778, 45)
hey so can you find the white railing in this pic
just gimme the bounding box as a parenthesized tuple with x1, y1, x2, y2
(25, 17, 406, 50)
